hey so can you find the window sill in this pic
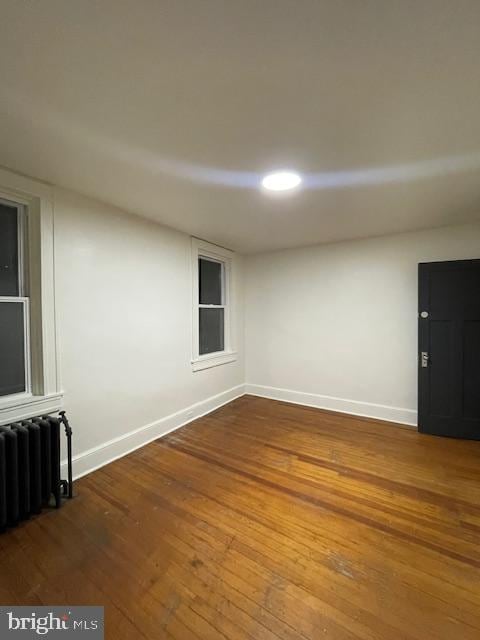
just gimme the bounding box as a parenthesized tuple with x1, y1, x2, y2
(192, 351, 238, 372)
(0, 391, 64, 425)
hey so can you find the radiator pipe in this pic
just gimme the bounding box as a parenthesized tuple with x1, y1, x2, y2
(58, 411, 73, 499)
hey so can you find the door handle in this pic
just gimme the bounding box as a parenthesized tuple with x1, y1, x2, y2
(421, 352, 429, 368)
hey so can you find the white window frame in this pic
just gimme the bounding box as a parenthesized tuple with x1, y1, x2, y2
(0, 167, 63, 424)
(0, 199, 31, 398)
(191, 238, 237, 371)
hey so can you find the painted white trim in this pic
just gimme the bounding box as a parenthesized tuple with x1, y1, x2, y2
(61, 384, 246, 480)
(192, 350, 238, 371)
(245, 384, 417, 427)
(0, 391, 64, 425)
(58, 380, 418, 481)
(0, 167, 60, 402)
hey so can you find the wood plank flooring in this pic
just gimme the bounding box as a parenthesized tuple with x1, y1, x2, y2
(1, 395, 480, 639)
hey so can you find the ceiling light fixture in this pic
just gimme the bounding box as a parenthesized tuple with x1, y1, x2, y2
(261, 171, 302, 192)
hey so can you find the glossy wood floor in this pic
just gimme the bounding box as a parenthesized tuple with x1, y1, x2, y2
(1, 395, 480, 640)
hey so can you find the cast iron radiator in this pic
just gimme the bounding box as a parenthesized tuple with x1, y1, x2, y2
(0, 411, 73, 532)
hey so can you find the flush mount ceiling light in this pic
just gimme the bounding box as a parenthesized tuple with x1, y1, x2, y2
(261, 171, 302, 192)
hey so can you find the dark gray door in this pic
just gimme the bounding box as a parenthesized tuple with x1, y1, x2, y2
(418, 259, 480, 439)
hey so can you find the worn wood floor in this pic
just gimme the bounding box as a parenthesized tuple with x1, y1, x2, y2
(1, 395, 480, 639)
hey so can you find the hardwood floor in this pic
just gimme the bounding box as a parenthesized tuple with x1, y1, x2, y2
(1, 395, 480, 639)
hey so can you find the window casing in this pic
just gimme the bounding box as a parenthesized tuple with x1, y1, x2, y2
(0, 168, 62, 424)
(192, 238, 237, 371)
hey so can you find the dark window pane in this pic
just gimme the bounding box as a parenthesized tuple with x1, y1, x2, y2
(0, 301, 26, 396)
(199, 308, 224, 355)
(0, 203, 19, 296)
(199, 258, 222, 305)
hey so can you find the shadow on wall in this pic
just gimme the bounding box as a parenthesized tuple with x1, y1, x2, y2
(3, 86, 480, 191)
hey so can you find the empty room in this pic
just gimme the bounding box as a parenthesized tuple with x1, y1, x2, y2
(1, 1, 479, 639)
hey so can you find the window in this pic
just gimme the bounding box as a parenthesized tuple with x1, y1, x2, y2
(0, 167, 62, 424)
(0, 200, 30, 397)
(192, 238, 237, 371)
(199, 258, 225, 355)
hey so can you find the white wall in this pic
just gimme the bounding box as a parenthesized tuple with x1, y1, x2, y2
(14, 180, 480, 475)
(54, 188, 244, 476)
(245, 222, 480, 425)
(3, 163, 478, 480)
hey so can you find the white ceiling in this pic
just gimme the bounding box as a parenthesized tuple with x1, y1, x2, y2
(1, 0, 480, 253)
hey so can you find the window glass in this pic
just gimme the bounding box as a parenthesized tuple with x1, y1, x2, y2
(0, 301, 26, 396)
(0, 203, 19, 296)
(199, 308, 224, 355)
(199, 258, 222, 305)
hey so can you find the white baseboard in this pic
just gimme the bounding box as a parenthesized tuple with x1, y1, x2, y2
(61, 384, 246, 480)
(245, 383, 417, 427)
(61, 381, 416, 481)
